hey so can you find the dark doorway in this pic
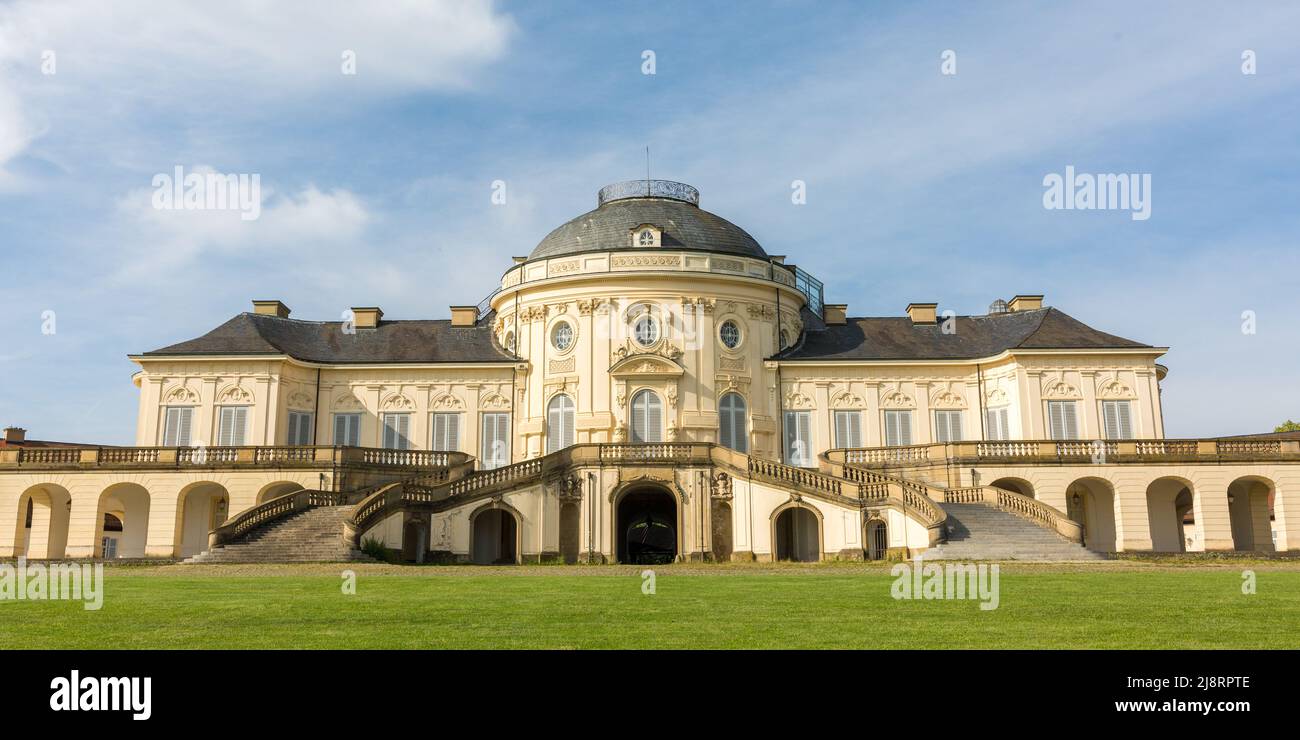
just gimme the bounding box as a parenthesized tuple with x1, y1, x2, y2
(617, 488, 678, 564)
(472, 509, 518, 564)
(774, 507, 819, 562)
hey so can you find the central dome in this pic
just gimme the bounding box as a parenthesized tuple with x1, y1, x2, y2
(527, 180, 768, 262)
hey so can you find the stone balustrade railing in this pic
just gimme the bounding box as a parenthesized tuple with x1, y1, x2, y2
(938, 485, 1083, 544)
(208, 488, 345, 548)
(828, 437, 1299, 468)
(0, 445, 471, 470)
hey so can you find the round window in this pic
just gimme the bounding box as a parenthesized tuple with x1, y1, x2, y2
(719, 320, 741, 349)
(638, 229, 654, 246)
(551, 322, 574, 352)
(504, 331, 516, 353)
(633, 314, 659, 346)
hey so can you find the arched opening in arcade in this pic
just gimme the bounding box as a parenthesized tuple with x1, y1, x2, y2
(1146, 477, 1196, 552)
(990, 477, 1035, 499)
(1065, 477, 1117, 552)
(177, 482, 231, 558)
(257, 481, 305, 505)
(773, 503, 821, 562)
(865, 517, 888, 560)
(471, 505, 520, 564)
(96, 483, 151, 558)
(14, 484, 72, 559)
(616, 485, 678, 564)
(1227, 476, 1275, 552)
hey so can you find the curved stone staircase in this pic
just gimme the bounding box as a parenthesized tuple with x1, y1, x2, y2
(920, 503, 1104, 561)
(185, 504, 374, 563)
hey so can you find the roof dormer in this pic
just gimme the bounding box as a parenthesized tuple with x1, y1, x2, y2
(631, 223, 661, 248)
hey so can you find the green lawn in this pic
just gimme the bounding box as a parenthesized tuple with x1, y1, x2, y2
(2, 564, 1297, 649)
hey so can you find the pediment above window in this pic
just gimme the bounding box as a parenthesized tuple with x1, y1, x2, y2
(609, 353, 685, 378)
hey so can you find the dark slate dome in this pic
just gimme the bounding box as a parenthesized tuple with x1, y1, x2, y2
(528, 180, 768, 262)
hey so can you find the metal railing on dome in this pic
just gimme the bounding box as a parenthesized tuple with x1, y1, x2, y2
(793, 266, 824, 316)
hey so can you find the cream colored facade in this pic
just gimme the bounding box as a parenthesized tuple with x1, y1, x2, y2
(2, 180, 1296, 563)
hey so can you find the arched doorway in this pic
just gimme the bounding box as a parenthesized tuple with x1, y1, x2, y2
(14, 484, 72, 559)
(257, 481, 304, 504)
(616, 486, 678, 563)
(1146, 477, 1196, 552)
(1227, 476, 1275, 552)
(559, 501, 581, 564)
(865, 518, 888, 560)
(96, 484, 151, 559)
(177, 483, 230, 558)
(773, 504, 821, 562)
(402, 516, 428, 563)
(1065, 477, 1117, 552)
(471, 507, 519, 564)
(991, 477, 1035, 499)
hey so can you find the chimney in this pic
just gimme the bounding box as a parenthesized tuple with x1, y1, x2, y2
(450, 305, 479, 327)
(906, 302, 938, 324)
(3, 427, 27, 444)
(823, 303, 848, 325)
(252, 300, 291, 318)
(1008, 294, 1044, 312)
(512, 256, 528, 265)
(350, 307, 383, 329)
(769, 255, 787, 265)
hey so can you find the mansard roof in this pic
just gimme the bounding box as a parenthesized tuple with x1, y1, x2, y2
(139, 312, 517, 364)
(775, 307, 1154, 362)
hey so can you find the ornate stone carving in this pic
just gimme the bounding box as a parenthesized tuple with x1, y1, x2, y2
(577, 298, 608, 316)
(830, 390, 865, 409)
(611, 255, 680, 268)
(665, 386, 678, 409)
(747, 303, 775, 321)
(784, 389, 815, 409)
(519, 305, 549, 323)
(430, 393, 464, 411)
(549, 357, 576, 373)
(163, 385, 199, 405)
(286, 390, 315, 410)
(713, 258, 744, 272)
(217, 385, 254, 404)
(548, 260, 581, 276)
(712, 472, 733, 501)
(1042, 378, 1081, 399)
(480, 393, 511, 410)
(929, 384, 967, 409)
(333, 392, 364, 411)
(879, 386, 915, 409)
(380, 393, 415, 411)
(556, 474, 583, 501)
(610, 340, 683, 364)
(1097, 376, 1136, 399)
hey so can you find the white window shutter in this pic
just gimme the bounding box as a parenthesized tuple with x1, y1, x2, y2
(1063, 402, 1078, 439)
(1117, 401, 1132, 438)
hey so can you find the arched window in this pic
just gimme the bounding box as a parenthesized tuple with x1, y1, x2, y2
(630, 389, 663, 443)
(547, 394, 575, 454)
(718, 392, 747, 453)
(638, 229, 654, 246)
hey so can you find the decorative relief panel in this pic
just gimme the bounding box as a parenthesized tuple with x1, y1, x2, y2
(549, 357, 576, 374)
(1041, 376, 1081, 399)
(430, 393, 465, 411)
(333, 392, 364, 411)
(929, 383, 967, 409)
(217, 385, 254, 404)
(830, 389, 865, 409)
(286, 390, 315, 410)
(611, 255, 680, 268)
(163, 385, 200, 405)
(548, 260, 581, 276)
(712, 258, 744, 272)
(879, 385, 915, 409)
(1096, 375, 1136, 399)
(380, 393, 415, 411)
(480, 392, 511, 410)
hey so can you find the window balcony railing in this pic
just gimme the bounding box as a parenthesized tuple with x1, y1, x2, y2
(0, 445, 471, 470)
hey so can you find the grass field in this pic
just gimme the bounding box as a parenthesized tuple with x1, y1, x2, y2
(2, 561, 1298, 649)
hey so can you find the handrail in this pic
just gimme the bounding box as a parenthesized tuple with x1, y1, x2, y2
(825, 436, 1299, 468)
(208, 488, 344, 548)
(936, 485, 1083, 544)
(2, 444, 473, 470)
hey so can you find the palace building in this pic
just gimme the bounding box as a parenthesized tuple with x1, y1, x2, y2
(2, 180, 1297, 563)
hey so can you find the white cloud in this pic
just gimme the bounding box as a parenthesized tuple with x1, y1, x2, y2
(110, 171, 371, 283)
(0, 0, 515, 173)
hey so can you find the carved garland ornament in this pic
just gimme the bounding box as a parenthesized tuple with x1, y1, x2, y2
(216, 385, 254, 404)
(380, 394, 416, 412)
(879, 387, 915, 409)
(163, 385, 200, 405)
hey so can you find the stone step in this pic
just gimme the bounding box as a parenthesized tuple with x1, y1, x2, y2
(923, 502, 1106, 562)
(183, 504, 373, 563)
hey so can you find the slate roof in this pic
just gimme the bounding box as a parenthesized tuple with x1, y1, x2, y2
(775, 307, 1154, 361)
(529, 197, 768, 262)
(139, 312, 517, 364)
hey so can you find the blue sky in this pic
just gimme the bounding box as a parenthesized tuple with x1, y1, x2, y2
(0, 0, 1297, 444)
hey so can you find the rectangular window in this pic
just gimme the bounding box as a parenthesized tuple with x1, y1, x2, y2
(1101, 400, 1133, 439)
(884, 410, 913, 447)
(933, 410, 963, 443)
(783, 410, 813, 466)
(985, 407, 1011, 441)
(481, 413, 511, 469)
(333, 413, 361, 447)
(162, 407, 193, 447)
(382, 413, 411, 450)
(833, 410, 862, 449)
(430, 412, 461, 452)
(287, 411, 314, 446)
(217, 406, 248, 446)
(1047, 401, 1080, 440)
